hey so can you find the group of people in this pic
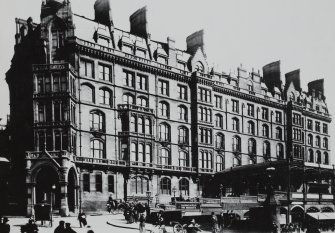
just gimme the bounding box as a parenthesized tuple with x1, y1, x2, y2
(210, 211, 238, 232)
(54, 220, 93, 233)
(119, 199, 150, 224)
(0, 217, 10, 233)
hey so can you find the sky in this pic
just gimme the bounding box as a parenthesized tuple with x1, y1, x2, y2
(0, 0, 335, 149)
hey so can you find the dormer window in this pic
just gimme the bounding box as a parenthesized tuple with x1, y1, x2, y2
(157, 56, 167, 65)
(178, 62, 186, 70)
(247, 81, 253, 92)
(136, 48, 146, 58)
(123, 45, 133, 54)
(195, 62, 204, 73)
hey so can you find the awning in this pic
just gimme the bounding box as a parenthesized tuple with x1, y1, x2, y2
(307, 212, 335, 221)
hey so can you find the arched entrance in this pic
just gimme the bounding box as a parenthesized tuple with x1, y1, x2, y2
(291, 206, 304, 223)
(35, 166, 60, 210)
(68, 168, 77, 212)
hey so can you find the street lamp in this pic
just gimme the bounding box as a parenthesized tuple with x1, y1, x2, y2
(146, 191, 151, 206)
(172, 186, 177, 203)
(219, 184, 223, 206)
(51, 184, 56, 227)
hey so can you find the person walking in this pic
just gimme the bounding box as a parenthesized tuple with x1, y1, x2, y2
(78, 212, 87, 228)
(21, 219, 38, 233)
(65, 223, 77, 233)
(54, 220, 65, 233)
(139, 213, 146, 233)
(210, 212, 218, 233)
(217, 212, 224, 232)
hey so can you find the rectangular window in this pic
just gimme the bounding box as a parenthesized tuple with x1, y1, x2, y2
(80, 60, 93, 78)
(214, 95, 222, 109)
(95, 174, 102, 192)
(83, 174, 90, 192)
(247, 104, 254, 117)
(99, 64, 111, 82)
(137, 74, 148, 91)
(158, 80, 169, 96)
(108, 175, 114, 193)
(232, 100, 239, 113)
(315, 121, 320, 132)
(198, 88, 211, 102)
(293, 113, 302, 125)
(123, 70, 135, 88)
(45, 76, 51, 93)
(323, 123, 328, 134)
(275, 111, 282, 123)
(199, 128, 212, 144)
(178, 85, 187, 100)
(262, 108, 269, 120)
(307, 120, 313, 130)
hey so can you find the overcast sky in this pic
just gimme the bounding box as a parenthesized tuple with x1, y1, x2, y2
(0, 0, 335, 148)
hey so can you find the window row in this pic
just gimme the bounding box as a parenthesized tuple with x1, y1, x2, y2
(159, 124, 189, 144)
(82, 173, 114, 193)
(36, 73, 75, 96)
(307, 134, 329, 149)
(36, 130, 76, 153)
(158, 148, 189, 167)
(123, 70, 148, 91)
(307, 150, 329, 165)
(130, 116, 152, 135)
(160, 177, 190, 195)
(80, 60, 112, 82)
(307, 119, 328, 134)
(37, 101, 76, 124)
(81, 84, 113, 107)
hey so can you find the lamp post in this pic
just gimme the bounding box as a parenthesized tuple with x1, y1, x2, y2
(51, 184, 56, 227)
(219, 184, 223, 206)
(146, 191, 151, 206)
(155, 194, 159, 206)
(172, 186, 177, 204)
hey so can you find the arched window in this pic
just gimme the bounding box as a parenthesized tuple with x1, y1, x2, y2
(179, 151, 189, 167)
(130, 143, 137, 161)
(232, 118, 240, 132)
(315, 136, 321, 148)
(308, 134, 313, 146)
(308, 149, 314, 163)
(179, 178, 189, 196)
(263, 141, 270, 160)
(99, 88, 112, 106)
(178, 105, 187, 121)
(81, 84, 95, 103)
(195, 61, 204, 72)
(323, 138, 328, 149)
(138, 144, 144, 162)
(178, 127, 188, 144)
(137, 96, 148, 107)
(90, 110, 104, 132)
(324, 152, 329, 165)
(262, 124, 269, 138)
(130, 176, 148, 194)
(159, 148, 170, 165)
(247, 81, 254, 92)
(290, 92, 295, 101)
(276, 127, 282, 140)
(276, 143, 284, 159)
(159, 101, 169, 118)
(216, 155, 224, 171)
(90, 139, 104, 158)
(247, 121, 255, 135)
(145, 118, 151, 135)
(138, 117, 144, 133)
(215, 133, 225, 149)
(130, 115, 136, 132)
(160, 177, 171, 194)
(123, 93, 134, 105)
(232, 136, 241, 152)
(215, 114, 223, 129)
(316, 151, 322, 164)
(248, 138, 256, 155)
(159, 123, 170, 141)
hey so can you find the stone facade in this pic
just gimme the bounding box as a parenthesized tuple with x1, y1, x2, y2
(5, 0, 332, 217)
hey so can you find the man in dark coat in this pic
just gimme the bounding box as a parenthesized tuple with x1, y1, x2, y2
(54, 220, 65, 233)
(65, 223, 76, 233)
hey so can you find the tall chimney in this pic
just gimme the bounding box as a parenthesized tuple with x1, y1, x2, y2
(262, 61, 281, 94)
(94, 0, 113, 27)
(285, 69, 301, 91)
(308, 79, 324, 98)
(186, 30, 205, 56)
(167, 37, 176, 66)
(130, 6, 149, 38)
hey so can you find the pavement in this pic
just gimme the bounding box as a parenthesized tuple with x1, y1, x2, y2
(3, 213, 178, 233)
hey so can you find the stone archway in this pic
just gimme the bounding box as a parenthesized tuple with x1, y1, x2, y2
(35, 166, 60, 210)
(67, 167, 78, 212)
(291, 206, 304, 223)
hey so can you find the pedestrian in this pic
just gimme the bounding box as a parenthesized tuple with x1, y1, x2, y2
(187, 219, 201, 233)
(217, 212, 224, 232)
(21, 219, 38, 233)
(139, 213, 146, 233)
(1, 217, 10, 233)
(78, 212, 87, 228)
(210, 212, 218, 233)
(54, 220, 65, 233)
(65, 223, 77, 233)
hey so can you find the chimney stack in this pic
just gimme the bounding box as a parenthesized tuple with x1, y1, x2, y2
(186, 29, 205, 56)
(94, 0, 113, 27)
(130, 6, 149, 38)
(308, 79, 324, 99)
(262, 61, 282, 94)
(167, 37, 176, 66)
(285, 69, 301, 91)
